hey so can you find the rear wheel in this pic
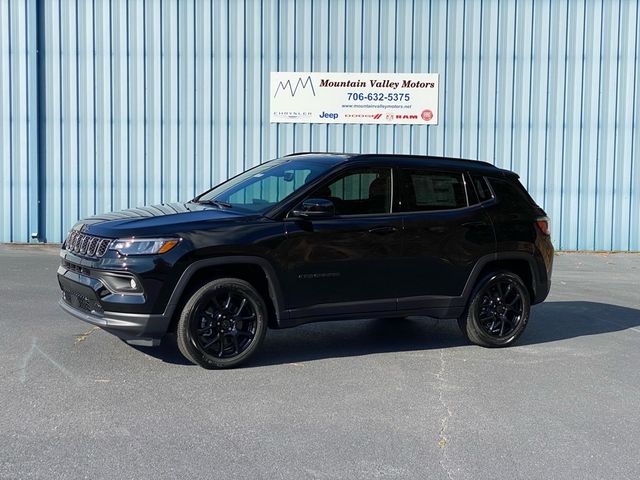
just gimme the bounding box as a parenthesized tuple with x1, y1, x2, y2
(458, 272, 530, 347)
(177, 278, 267, 368)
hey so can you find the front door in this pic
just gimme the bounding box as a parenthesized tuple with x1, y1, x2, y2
(278, 166, 403, 319)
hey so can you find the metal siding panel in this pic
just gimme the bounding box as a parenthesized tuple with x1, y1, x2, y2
(27, 0, 39, 240)
(1, 0, 11, 241)
(630, 0, 640, 251)
(1, 0, 638, 250)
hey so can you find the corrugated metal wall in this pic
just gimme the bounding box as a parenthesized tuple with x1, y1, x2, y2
(0, 0, 639, 250)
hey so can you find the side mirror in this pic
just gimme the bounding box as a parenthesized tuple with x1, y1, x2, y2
(291, 198, 335, 218)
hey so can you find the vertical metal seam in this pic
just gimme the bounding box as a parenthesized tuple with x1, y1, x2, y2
(509, 0, 517, 171)
(293, 0, 297, 152)
(160, 0, 164, 202)
(92, 0, 97, 213)
(492, 0, 500, 163)
(209, 0, 214, 183)
(610, 0, 623, 249)
(426, 0, 432, 153)
(325, 2, 331, 151)
(276, 0, 280, 156)
(75, 0, 80, 219)
(359, 0, 364, 153)
(25, 0, 31, 240)
(225, 0, 230, 175)
(376, 0, 381, 153)
(126, 0, 131, 207)
(476, 0, 483, 158)
(559, 0, 570, 247)
(8, 0, 14, 241)
(36, 0, 47, 242)
(525, 0, 535, 190)
(177, 1, 180, 197)
(342, 0, 347, 152)
(629, 0, 640, 248)
(443, 0, 449, 156)
(243, 0, 247, 172)
(460, 0, 466, 156)
(576, 0, 587, 249)
(109, 0, 114, 211)
(326, 0, 331, 152)
(593, 0, 605, 249)
(59, 0, 64, 237)
(409, 0, 415, 152)
(393, 0, 399, 153)
(309, 0, 314, 150)
(142, 0, 147, 204)
(542, 0, 551, 210)
(194, 0, 198, 195)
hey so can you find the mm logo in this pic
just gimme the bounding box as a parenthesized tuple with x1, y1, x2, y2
(273, 76, 316, 98)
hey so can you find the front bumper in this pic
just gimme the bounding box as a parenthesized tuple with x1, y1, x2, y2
(58, 297, 167, 346)
(57, 260, 172, 345)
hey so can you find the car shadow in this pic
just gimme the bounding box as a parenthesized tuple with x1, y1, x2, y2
(133, 301, 640, 367)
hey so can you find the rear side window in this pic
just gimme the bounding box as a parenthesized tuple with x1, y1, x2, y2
(471, 175, 494, 202)
(489, 177, 536, 210)
(399, 170, 468, 212)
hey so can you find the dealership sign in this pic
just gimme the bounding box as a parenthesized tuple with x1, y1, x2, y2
(270, 72, 439, 125)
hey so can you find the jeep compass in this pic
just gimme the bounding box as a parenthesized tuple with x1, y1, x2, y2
(58, 153, 554, 368)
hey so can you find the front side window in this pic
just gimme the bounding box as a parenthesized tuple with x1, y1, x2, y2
(399, 169, 468, 212)
(311, 167, 392, 215)
(197, 159, 336, 213)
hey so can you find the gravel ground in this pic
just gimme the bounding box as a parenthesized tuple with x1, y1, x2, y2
(1, 246, 639, 479)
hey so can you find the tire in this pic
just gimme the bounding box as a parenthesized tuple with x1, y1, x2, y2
(458, 271, 530, 348)
(176, 278, 268, 369)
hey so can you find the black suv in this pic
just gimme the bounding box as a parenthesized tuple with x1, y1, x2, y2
(58, 153, 553, 368)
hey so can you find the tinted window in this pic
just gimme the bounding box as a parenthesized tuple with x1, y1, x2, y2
(198, 159, 334, 212)
(312, 168, 392, 215)
(489, 177, 535, 211)
(471, 175, 494, 203)
(399, 170, 467, 211)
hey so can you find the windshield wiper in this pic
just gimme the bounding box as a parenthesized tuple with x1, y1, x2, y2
(193, 199, 233, 209)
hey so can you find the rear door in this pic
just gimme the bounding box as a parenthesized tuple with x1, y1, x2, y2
(396, 168, 495, 310)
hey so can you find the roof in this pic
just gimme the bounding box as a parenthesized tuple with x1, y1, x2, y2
(284, 152, 510, 175)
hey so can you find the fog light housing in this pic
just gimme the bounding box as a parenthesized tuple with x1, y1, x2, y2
(98, 273, 143, 294)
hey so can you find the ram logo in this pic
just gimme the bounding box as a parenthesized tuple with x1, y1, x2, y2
(273, 75, 316, 98)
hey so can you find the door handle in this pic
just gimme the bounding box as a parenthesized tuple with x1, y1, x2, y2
(368, 226, 398, 235)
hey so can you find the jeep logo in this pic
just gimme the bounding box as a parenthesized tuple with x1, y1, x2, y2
(319, 111, 339, 119)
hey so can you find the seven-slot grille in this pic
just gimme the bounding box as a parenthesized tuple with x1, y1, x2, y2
(65, 231, 112, 257)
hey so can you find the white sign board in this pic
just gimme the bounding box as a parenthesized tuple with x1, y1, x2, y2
(270, 72, 439, 125)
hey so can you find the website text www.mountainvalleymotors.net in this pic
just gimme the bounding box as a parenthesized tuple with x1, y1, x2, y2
(342, 103, 411, 109)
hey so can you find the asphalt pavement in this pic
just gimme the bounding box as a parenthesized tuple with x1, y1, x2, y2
(1, 246, 639, 479)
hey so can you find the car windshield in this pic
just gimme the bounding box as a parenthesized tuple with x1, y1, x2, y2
(195, 158, 336, 213)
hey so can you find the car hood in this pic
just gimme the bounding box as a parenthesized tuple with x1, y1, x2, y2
(74, 202, 255, 238)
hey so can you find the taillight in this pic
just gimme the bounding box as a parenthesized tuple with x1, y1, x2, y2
(536, 217, 550, 236)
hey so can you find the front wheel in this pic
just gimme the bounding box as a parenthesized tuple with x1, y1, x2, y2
(458, 272, 530, 348)
(177, 278, 268, 369)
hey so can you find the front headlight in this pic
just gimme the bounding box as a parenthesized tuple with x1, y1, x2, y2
(110, 238, 181, 256)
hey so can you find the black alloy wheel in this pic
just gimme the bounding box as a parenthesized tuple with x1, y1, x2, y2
(458, 271, 530, 348)
(177, 278, 267, 369)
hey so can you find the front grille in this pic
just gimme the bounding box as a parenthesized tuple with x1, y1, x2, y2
(65, 231, 112, 258)
(62, 259, 91, 276)
(61, 286, 104, 315)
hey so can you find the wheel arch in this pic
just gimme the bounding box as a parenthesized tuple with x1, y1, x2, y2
(462, 253, 539, 303)
(164, 256, 286, 332)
